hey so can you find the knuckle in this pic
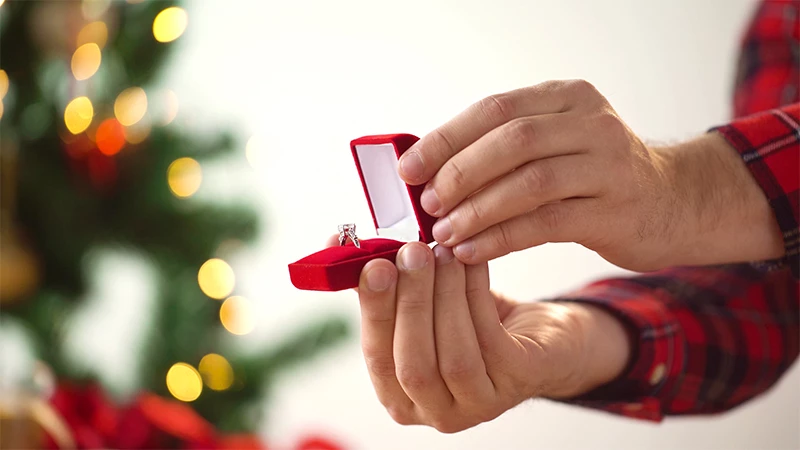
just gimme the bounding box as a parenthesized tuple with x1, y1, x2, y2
(520, 162, 556, 194)
(595, 112, 626, 141)
(385, 405, 416, 426)
(429, 128, 458, 157)
(568, 78, 600, 97)
(439, 358, 476, 383)
(396, 295, 428, 314)
(478, 94, 515, 123)
(363, 352, 397, 379)
(431, 418, 467, 434)
(396, 364, 431, 391)
(494, 221, 516, 254)
(504, 118, 537, 150)
(445, 159, 469, 191)
(464, 198, 487, 224)
(534, 204, 562, 231)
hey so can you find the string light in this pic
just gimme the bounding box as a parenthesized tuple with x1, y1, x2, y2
(153, 7, 188, 43)
(77, 21, 109, 49)
(198, 354, 234, 391)
(167, 157, 202, 198)
(0, 70, 8, 98)
(114, 87, 147, 126)
(220, 296, 255, 335)
(197, 258, 235, 299)
(71, 43, 102, 80)
(166, 362, 203, 402)
(64, 97, 94, 134)
(96, 119, 125, 155)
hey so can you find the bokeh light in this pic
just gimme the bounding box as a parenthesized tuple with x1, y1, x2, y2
(114, 87, 147, 126)
(124, 115, 152, 144)
(166, 362, 202, 402)
(161, 89, 179, 125)
(96, 119, 126, 155)
(64, 97, 94, 134)
(77, 21, 108, 49)
(245, 135, 262, 169)
(197, 258, 234, 299)
(82, 0, 111, 20)
(153, 7, 188, 43)
(220, 296, 255, 336)
(198, 353, 234, 391)
(0, 0, 6, 7)
(0, 101, 4, 121)
(71, 43, 102, 81)
(167, 157, 202, 198)
(0, 70, 8, 98)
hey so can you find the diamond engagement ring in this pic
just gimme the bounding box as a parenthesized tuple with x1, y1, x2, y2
(338, 223, 360, 248)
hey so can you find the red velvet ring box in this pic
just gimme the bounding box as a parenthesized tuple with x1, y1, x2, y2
(288, 134, 436, 291)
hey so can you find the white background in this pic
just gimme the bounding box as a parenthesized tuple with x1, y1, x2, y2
(4, 0, 799, 449)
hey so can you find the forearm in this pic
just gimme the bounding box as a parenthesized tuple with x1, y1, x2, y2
(656, 132, 784, 267)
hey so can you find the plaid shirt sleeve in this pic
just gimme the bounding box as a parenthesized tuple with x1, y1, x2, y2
(713, 104, 800, 277)
(550, 1, 800, 421)
(554, 264, 799, 422)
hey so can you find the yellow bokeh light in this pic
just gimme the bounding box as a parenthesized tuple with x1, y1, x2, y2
(124, 115, 152, 144)
(64, 97, 94, 134)
(198, 353, 234, 391)
(0, 101, 4, 121)
(0, 0, 6, 7)
(114, 87, 148, 126)
(220, 296, 255, 336)
(198, 258, 235, 299)
(167, 157, 202, 198)
(161, 90, 179, 125)
(153, 7, 188, 43)
(0, 70, 8, 98)
(71, 43, 102, 81)
(166, 362, 202, 402)
(77, 21, 109, 49)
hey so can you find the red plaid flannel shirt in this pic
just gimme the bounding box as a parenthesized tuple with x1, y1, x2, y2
(559, 0, 800, 421)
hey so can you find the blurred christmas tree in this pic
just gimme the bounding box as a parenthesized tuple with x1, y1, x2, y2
(0, 1, 349, 448)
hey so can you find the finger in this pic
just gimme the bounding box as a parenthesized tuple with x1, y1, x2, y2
(453, 198, 595, 264)
(397, 79, 600, 185)
(393, 242, 454, 412)
(463, 263, 527, 385)
(431, 245, 495, 406)
(358, 259, 417, 423)
(433, 154, 601, 246)
(422, 113, 593, 217)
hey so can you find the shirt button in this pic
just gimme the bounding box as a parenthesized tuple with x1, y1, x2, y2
(649, 363, 666, 385)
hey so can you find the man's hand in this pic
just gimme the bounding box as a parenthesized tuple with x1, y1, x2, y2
(337, 238, 630, 433)
(398, 80, 784, 271)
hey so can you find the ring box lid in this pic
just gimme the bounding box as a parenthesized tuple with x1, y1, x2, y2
(287, 134, 435, 292)
(350, 134, 435, 244)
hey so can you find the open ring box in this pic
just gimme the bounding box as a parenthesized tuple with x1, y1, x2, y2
(288, 134, 436, 291)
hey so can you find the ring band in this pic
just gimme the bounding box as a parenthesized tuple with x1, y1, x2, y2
(338, 223, 361, 248)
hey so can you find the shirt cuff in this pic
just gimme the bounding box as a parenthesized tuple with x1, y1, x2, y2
(550, 280, 687, 422)
(710, 103, 800, 279)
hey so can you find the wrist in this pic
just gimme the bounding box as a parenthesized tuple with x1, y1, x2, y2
(545, 302, 632, 399)
(653, 133, 784, 266)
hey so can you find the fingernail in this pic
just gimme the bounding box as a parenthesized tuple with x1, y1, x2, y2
(399, 151, 424, 182)
(454, 241, 475, 261)
(434, 245, 455, 265)
(398, 244, 428, 271)
(432, 217, 452, 243)
(420, 185, 441, 215)
(366, 267, 393, 291)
